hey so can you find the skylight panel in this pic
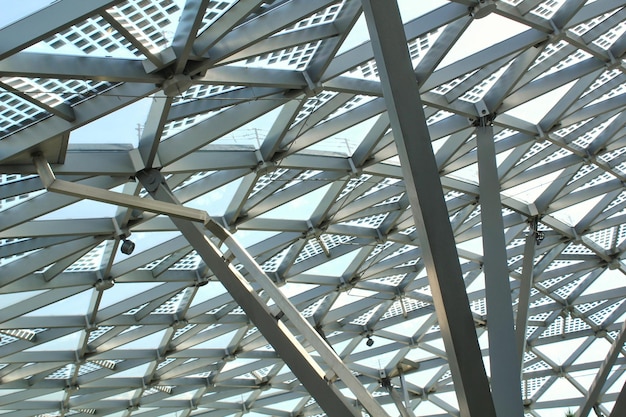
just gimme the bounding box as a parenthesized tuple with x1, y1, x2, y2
(378, 299, 428, 326)
(0, 175, 44, 212)
(541, 49, 593, 77)
(197, 0, 238, 34)
(571, 114, 619, 149)
(261, 247, 290, 273)
(529, 0, 567, 20)
(0, 90, 48, 139)
(341, 212, 389, 229)
(586, 226, 618, 250)
(323, 95, 375, 121)
(280, 1, 345, 34)
(568, 10, 620, 37)
(587, 82, 626, 106)
(173, 84, 244, 105)
(162, 109, 218, 139)
(346, 29, 442, 80)
(244, 40, 323, 70)
(41, 0, 179, 57)
(237, 1, 345, 71)
(294, 238, 325, 264)
(458, 64, 510, 103)
(170, 251, 201, 270)
(432, 71, 478, 95)
(250, 168, 289, 198)
(591, 20, 626, 50)
(530, 39, 570, 71)
(292, 91, 338, 125)
(64, 243, 106, 272)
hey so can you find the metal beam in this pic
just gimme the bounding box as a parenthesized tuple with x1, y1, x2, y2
(136, 168, 387, 417)
(476, 116, 525, 416)
(516, 221, 537, 368)
(361, 1, 497, 416)
(171, 0, 211, 73)
(33, 154, 211, 225)
(0, 52, 161, 83)
(138, 96, 174, 169)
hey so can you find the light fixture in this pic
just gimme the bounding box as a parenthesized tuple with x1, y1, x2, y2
(120, 239, 135, 255)
(366, 336, 374, 347)
(535, 231, 545, 245)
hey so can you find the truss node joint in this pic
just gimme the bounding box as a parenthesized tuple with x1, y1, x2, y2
(271, 271, 286, 287)
(127, 401, 140, 411)
(469, 1, 497, 19)
(472, 112, 496, 127)
(172, 317, 188, 328)
(161, 73, 193, 97)
(347, 157, 359, 175)
(302, 70, 322, 97)
(65, 384, 80, 393)
(94, 277, 115, 291)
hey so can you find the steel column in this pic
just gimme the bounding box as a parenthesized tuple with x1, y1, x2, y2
(515, 221, 537, 368)
(476, 116, 525, 416)
(361, 1, 497, 416)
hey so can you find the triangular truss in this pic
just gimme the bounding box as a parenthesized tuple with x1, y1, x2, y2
(0, 0, 625, 416)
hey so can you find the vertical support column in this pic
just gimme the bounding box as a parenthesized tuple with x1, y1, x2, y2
(516, 219, 538, 369)
(360, 1, 497, 416)
(476, 116, 525, 416)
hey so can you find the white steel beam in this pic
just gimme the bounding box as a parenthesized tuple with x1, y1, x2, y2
(33, 154, 211, 225)
(171, 0, 211, 74)
(515, 222, 537, 368)
(476, 116, 525, 416)
(138, 96, 174, 169)
(0, 52, 162, 83)
(361, 1, 497, 416)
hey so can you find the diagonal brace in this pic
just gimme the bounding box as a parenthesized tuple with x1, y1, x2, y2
(33, 153, 389, 416)
(137, 168, 390, 417)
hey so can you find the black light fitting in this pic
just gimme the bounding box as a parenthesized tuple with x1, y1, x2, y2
(120, 239, 136, 255)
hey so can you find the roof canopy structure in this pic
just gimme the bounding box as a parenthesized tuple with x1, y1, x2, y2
(0, 0, 625, 416)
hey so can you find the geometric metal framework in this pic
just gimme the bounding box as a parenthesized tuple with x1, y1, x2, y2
(0, 1, 625, 416)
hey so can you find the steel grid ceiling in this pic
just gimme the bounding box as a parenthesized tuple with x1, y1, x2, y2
(0, 0, 625, 416)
